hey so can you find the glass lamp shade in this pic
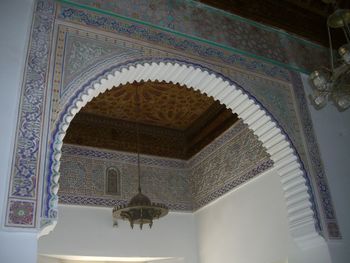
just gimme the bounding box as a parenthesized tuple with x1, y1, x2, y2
(309, 70, 330, 91)
(309, 91, 327, 110)
(327, 9, 350, 29)
(332, 83, 350, 111)
(336, 95, 350, 110)
(339, 44, 350, 65)
(308, 4, 350, 111)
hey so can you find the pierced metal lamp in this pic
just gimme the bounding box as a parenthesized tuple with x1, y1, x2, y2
(112, 87, 168, 229)
(309, 1, 350, 111)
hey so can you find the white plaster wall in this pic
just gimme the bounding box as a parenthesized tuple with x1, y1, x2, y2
(0, 231, 38, 263)
(288, 236, 331, 263)
(38, 205, 198, 263)
(301, 74, 350, 263)
(0, 0, 36, 263)
(194, 168, 332, 263)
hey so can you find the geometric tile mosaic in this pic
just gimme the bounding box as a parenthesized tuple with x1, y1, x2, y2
(6, 200, 36, 227)
(59, 120, 272, 211)
(59, 149, 192, 210)
(190, 121, 272, 209)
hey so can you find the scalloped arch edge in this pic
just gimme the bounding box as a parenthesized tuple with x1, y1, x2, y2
(44, 61, 323, 249)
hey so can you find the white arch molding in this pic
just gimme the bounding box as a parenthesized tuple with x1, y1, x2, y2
(43, 60, 324, 248)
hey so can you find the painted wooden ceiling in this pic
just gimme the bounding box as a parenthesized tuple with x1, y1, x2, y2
(80, 81, 216, 131)
(198, 0, 350, 47)
(64, 81, 238, 159)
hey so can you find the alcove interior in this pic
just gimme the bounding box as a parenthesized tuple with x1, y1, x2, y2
(38, 80, 286, 263)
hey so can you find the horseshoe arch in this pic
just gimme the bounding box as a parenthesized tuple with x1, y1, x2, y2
(43, 59, 322, 248)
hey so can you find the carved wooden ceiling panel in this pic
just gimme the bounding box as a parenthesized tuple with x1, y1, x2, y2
(81, 81, 215, 131)
(65, 81, 238, 159)
(197, 0, 349, 47)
